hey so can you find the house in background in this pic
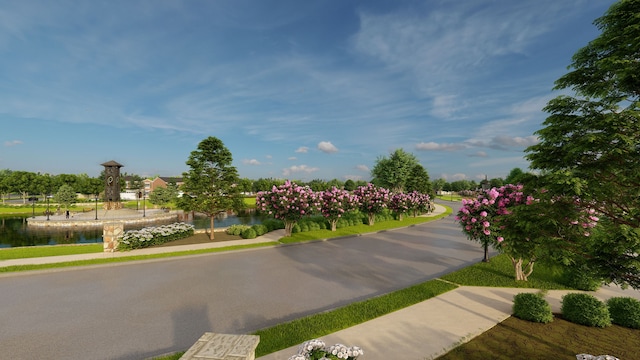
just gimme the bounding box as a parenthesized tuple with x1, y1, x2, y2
(143, 177, 184, 194)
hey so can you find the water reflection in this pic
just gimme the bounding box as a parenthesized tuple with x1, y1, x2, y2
(0, 211, 268, 248)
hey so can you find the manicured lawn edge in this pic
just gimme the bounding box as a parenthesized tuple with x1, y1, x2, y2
(252, 279, 457, 357)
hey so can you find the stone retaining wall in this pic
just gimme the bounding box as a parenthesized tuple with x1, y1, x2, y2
(26, 213, 178, 228)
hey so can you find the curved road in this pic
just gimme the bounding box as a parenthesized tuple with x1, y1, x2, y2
(0, 201, 484, 360)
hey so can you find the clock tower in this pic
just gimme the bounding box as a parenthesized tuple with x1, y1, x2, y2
(101, 160, 124, 210)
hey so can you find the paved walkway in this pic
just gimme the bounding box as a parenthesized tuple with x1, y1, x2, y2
(257, 284, 640, 360)
(3, 204, 640, 360)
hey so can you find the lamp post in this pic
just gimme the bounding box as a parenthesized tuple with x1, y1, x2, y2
(46, 195, 50, 221)
(95, 194, 99, 220)
(143, 192, 146, 217)
(31, 197, 35, 218)
(137, 191, 142, 211)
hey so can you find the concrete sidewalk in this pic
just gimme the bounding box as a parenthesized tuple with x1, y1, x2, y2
(257, 284, 640, 360)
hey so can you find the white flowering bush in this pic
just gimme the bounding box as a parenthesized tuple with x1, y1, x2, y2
(288, 339, 363, 360)
(117, 222, 195, 251)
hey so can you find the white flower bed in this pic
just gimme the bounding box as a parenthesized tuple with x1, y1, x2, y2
(289, 339, 363, 360)
(118, 222, 195, 251)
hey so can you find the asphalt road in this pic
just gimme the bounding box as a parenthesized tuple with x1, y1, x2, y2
(0, 202, 487, 360)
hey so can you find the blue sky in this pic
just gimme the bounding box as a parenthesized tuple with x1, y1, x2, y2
(0, 0, 615, 182)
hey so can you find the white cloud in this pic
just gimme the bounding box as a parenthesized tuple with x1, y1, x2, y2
(243, 159, 261, 165)
(451, 173, 468, 181)
(4, 140, 22, 147)
(416, 142, 466, 151)
(282, 164, 319, 177)
(295, 146, 309, 153)
(356, 164, 369, 172)
(288, 157, 297, 161)
(492, 135, 539, 147)
(317, 141, 338, 153)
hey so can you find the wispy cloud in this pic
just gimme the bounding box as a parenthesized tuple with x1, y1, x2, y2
(242, 159, 261, 166)
(4, 140, 22, 147)
(295, 146, 308, 153)
(282, 164, 319, 177)
(356, 164, 369, 172)
(416, 142, 466, 152)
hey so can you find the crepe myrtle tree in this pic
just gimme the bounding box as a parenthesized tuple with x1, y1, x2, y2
(457, 184, 599, 281)
(353, 183, 390, 226)
(319, 186, 357, 231)
(389, 192, 411, 221)
(256, 181, 319, 237)
(179, 136, 245, 240)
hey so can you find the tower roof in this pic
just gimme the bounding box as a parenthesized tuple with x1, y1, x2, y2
(101, 160, 124, 167)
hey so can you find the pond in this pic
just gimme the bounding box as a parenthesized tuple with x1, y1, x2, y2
(0, 212, 269, 248)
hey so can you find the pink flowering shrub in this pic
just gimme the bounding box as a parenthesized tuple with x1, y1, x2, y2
(389, 192, 411, 221)
(352, 183, 391, 226)
(319, 187, 357, 231)
(256, 181, 320, 236)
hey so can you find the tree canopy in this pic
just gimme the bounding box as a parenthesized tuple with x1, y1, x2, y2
(179, 137, 244, 240)
(371, 149, 426, 193)
(526, 0, 640, 288)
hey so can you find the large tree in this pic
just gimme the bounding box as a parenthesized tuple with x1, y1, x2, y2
(526, 0, 640, 288)
(180, 137, 244, 240)
(371, 148, 420, 193)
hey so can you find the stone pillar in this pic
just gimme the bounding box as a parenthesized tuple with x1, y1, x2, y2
(103, 222, 124, 252)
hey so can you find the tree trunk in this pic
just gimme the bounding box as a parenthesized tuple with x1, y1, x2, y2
(397, 213, 404, 221)
(209, 215, 215, 240)
(367, 213, 375, 226)
(482, 243, 490, 262)
(284, 220, 295, 237)
(511, 257, 535, 281)
(329, 219, 338, 232)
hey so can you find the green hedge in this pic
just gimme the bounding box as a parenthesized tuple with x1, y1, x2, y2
(561, 293, 611, 327)
(607, 297, 640, 329)
(512, 292, 553, 323)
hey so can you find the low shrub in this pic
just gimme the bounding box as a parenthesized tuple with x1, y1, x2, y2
(262, 219, 285, 232)
(251, 224, 268, 236)
(226, 224, 250, 236)
(561, 293, 611, 327)
(512, 292, 553, 323)
(291, 224, 301, 233)
(241, 228, 257, 239)
(607, 297, 640, 329)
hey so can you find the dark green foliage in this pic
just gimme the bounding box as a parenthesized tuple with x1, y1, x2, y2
(226, 224, 250, 236)
(241, 228, 257, 239)
(291, 223, 301, 233)
(262, 219, 284, 232)
(512, 292, 553, 323)
(251, 224, 268, 236)
(607, 297, 640, 329)
(561, 264, 603, 291)
(561, 293, 611, 327)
